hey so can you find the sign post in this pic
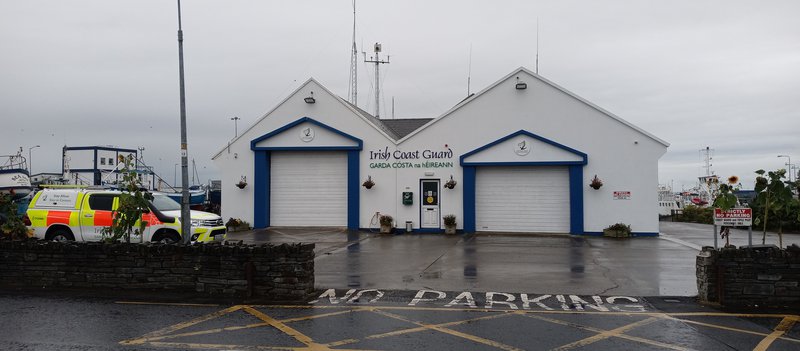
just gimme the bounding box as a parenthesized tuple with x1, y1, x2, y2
(713, 208, 753, 248)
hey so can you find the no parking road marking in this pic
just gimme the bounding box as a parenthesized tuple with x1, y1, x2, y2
(311, 289, 647, 312)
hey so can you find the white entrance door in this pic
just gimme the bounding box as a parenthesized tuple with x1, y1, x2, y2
(420, 179, 440, 228)
(475, 166, 570, 233)
(270, 151, 347, 227)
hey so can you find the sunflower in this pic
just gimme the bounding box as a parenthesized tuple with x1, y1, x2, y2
(728, 175, 739, 184)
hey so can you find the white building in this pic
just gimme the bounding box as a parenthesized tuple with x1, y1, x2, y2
(212, 67, 669, 235)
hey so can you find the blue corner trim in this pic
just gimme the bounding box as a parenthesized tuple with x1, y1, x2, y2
(463, 166, 476, 233)
(347, 150, 360, 230)
(460, 129, 587, 166)
(569, 165, 584, 235)
(250, 117, 363, 151)
(253, 151, 269, 228)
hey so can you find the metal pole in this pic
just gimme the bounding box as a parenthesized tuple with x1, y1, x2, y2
(28, 145, 40, 174)
(748, 226, 752, 247)
(177, 0, 191, 244)
(231, 116, 240, 138)
(713, 224, 718, 249)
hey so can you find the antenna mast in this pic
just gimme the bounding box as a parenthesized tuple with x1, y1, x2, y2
(467, 44, 472, 96)
(700, 146, 714, 176)
(363, 43, 389, 118)
(347, 0, 358, 105)
(535, 18, 539, 74)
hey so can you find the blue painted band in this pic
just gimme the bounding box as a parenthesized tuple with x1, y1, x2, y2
(460, 129, 587, 166)
(568, 165, 584, 235)
(462, 166, 476, 233)
(253, 151, 269, 228)
(252, 146, 361, 151)
(250, 117, 363, 151)
(347, 150, 360, 230)
(0, 168, 29, 175)
(582, 231, 660, 237)
(462, 161, 585, 167)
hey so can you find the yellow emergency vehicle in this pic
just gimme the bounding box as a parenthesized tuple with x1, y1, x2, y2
(25, 188, 226, 243)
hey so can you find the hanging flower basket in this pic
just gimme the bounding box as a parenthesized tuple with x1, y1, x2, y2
(362, 176, 375, 189)
(236, 176, 247, 189)
(444, 175, 457, 189)
(589, 175, 603, 190)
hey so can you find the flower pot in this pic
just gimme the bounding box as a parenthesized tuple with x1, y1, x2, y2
(603, 229, 630, 238)
(380, 224, 392, 234)
(445, 225, 456, 235)
(236, 182, 247, 189)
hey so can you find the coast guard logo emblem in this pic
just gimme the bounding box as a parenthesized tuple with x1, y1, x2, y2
(514, 140, 530, 156)
(300, 127, 315, 142)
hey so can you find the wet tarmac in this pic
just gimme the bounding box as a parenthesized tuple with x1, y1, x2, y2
(226, 222, 800, 297)
(1, 292, 798, 350)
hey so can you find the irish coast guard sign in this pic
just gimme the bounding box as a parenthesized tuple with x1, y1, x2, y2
(713, 208, 752, 226)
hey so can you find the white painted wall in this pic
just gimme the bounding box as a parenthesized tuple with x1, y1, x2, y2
(213, 69, 667, 234)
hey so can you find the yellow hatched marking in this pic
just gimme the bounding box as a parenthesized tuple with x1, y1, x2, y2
(116, 301, 219, 307)
(120, 305, 243, 345)
(549, 316, 661, 351)
(327, 309, 513, 347)
(754, 316, 798, 351)
(242, 306, 331, 351)
(278, 308, 361, 323)
(672, 317, 800, 344)
(139, 322, 270, 342)
(525, 313, 690, 351)
(369, 309, 523, 351)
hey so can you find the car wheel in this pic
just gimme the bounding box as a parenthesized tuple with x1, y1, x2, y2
(50, 229, 75, 242)
(158, 232, 181, 244)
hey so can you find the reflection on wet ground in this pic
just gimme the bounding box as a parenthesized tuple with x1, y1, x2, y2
(227, 222, 800, 297)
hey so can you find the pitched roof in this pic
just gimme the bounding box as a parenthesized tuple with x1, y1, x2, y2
(381, 118, 434, 139)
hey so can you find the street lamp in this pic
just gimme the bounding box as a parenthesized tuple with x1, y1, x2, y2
(28, 145, 40, 175)
(231, 116, 240, 138)
(778, 155, 792, 182)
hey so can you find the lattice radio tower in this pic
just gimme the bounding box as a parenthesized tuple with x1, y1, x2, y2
(347, 0, 358, 105)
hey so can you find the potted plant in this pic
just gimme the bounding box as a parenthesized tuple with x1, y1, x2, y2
(603, 223, 631, 238)
(236, 176, 247, 189)
(589, 175, 603, 190)
(379, 214, 393, 234)
(443, 214, 457, 234)
(362, 176, 375, 189)
(226, 218, 251, 232)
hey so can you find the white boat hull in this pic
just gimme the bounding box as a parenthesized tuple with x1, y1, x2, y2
(0, 169, 33, 200)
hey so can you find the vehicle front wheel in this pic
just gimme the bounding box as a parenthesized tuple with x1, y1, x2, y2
(48, 228, 75, 242)
(157, 232, 181, 244)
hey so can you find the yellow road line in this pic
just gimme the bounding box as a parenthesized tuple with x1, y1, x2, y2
(370, 309, 524, 351)
(146, 341, 297, 350)
(754, 316, 798, 351)
(115, 301, 220, 307)
(524, 313, 690, 351)
(549, 317, 660, 351)
(120, 305, 243, 345)
(279, 309, 361, 323)
(138, 322, 270, 342)
(673, 317, 800, 344)
(243, 306, 332, 351)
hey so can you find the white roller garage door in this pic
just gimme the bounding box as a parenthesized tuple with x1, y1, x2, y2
(476, 166, 570, 233)
(270, 151, 347, 227)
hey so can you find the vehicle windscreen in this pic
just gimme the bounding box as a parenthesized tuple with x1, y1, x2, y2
(150, 195, 181, 211)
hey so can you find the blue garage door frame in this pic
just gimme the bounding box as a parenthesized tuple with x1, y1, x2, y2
(250, 117, 362, 230)
(460, 130, 587, 234)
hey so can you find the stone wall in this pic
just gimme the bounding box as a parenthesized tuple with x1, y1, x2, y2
(697, 245, 800, 307)
(0, 240, 315, 301)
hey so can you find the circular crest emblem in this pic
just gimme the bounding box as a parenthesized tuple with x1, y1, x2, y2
(300, 127, 315, 142)
(514, 140, 531, 156)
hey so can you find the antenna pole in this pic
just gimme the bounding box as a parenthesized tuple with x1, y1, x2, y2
(364, 43, 389, 118)
(347, 0, 358, 105)
(176, 0, 191, 244)
(467, 44, 472, 96)
(536, 18, 539, 74)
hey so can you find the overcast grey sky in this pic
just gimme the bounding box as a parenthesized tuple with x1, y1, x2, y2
(1, 0, 798, 190)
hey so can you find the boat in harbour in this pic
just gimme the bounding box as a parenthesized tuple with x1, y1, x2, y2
(0, 148, 33, 200)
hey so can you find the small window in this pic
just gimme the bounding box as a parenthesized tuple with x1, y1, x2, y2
(108, 157, 114, 166)
(88, 194, 116, 211)
(100, 158, 106, 165)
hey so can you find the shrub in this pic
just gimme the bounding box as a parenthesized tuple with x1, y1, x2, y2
(680, 205, 713, 224)
(379, 215, 393, 227)
(443, 214, 456, 226)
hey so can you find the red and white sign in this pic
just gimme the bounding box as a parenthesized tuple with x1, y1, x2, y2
(613, 191, 631, 200)
(714, 208, 752, 226)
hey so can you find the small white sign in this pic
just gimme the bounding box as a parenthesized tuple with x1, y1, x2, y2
(38, 192, 78, 208)
(613, 191, 631, 200)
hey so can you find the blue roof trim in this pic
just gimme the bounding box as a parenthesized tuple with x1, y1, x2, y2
(459, 130, 587, 166)
(250, 117, 363, 151)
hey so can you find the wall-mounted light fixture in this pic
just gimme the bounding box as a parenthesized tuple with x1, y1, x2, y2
(304, 91, 316, 104)
(515, 76, 527, 90)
